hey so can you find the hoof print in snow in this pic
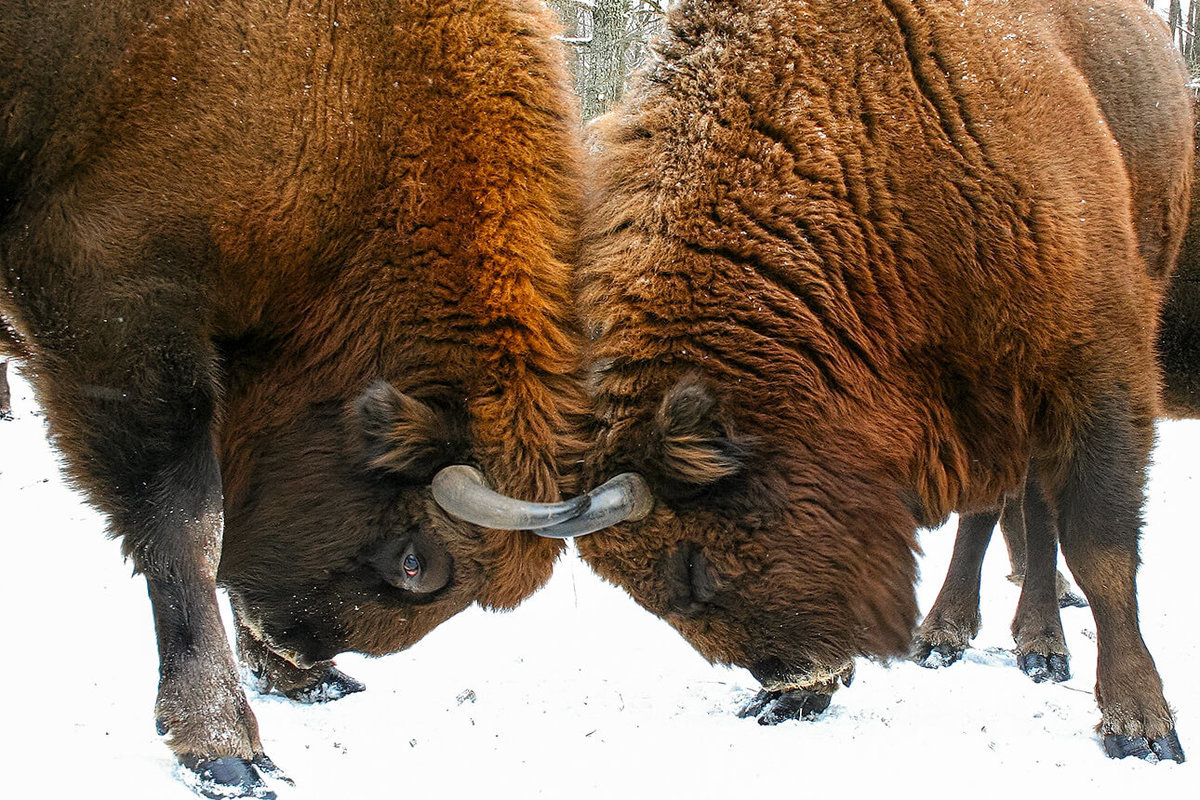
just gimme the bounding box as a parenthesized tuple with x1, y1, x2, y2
(179, 756, 277, 799)
(1103, 731, 1185, 764)
(914, 643, 964, 669)
(1018, 652, 1070, 683)
(738, 688, 831, 725)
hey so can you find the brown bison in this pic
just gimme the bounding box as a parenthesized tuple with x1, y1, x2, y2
(481, 0, 1191, 762)
(1, 1, 583, 796)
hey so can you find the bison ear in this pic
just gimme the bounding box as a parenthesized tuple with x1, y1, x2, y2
(354, 380, 469, 483)
(650, 376, 750, 487)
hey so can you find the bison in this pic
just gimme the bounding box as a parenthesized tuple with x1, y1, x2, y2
(471, 0, 1191, 762)
(1, 1, 584, 796)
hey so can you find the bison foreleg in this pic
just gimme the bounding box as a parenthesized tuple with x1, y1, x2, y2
(11, 230, 281, 796)
(117, 408, 279, 797)
(913, 508, 998, 668)
(1043, 392, 1184, 762)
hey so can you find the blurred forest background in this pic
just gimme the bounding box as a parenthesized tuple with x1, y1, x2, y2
(545, 0, 1200, 123)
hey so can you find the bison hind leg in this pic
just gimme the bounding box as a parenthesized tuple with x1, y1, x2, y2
(1010, 477, 1072, 684)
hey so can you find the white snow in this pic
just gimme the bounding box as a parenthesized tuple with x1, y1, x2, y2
(1, 367, 1196, 798)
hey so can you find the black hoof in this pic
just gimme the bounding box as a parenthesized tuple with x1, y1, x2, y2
(1057, 591, 1088, 609)
(180, 756, 276, 799)
(1104, 731, 1186, 763)
(1018, 652, 1070, 683)
(914, 643, 964, 669)
(738, 688, 831, 725)
(283, 666, 366, 704)
(1151, 732, 1186, 763)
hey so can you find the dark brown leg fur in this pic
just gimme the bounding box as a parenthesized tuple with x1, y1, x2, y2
(1011, 477, 1070, 683)
(913, 509, 998, 668)
(1044, 390, 1183, 762)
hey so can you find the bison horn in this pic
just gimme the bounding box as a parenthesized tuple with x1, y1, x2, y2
(430, 465, 591, 530)
(521, 472, 655, 539)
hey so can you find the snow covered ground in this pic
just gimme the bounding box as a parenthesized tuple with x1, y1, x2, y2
(1, 367, 1196, 799)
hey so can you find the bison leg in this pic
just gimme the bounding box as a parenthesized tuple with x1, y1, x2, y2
(7, 222, 281, 796)
(1000, 496, 1087, 609)
(738, 663, 854, 725)
(913, 509, 998, 668)
(234, 607, 365, 704)
(1011, 478, 1070, 683)
(1044, 394, 1183, 762)
(0, 360, 10, 419)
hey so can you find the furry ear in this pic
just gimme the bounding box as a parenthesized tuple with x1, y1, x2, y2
(650, 375, 750, 487)
(354, 380, 470, 482)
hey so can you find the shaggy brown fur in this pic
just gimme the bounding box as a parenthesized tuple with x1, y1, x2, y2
(573, 0, 1190, 759)
(1, 0, 582, 792)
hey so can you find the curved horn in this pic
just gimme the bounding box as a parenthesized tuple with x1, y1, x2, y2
(431, 465, 591, 530)
(527, 473, 654, 539)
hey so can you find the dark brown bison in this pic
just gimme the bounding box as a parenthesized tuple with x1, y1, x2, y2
(1, 1, 583, 796)
(520, 0, 1193, 762)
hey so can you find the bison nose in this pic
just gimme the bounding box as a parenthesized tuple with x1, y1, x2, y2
(664, 542, 717, 617)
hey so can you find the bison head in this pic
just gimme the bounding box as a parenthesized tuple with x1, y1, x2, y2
(487, 374, 922, 692)
(217, 378, 573, 669)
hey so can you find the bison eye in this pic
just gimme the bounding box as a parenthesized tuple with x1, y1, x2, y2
(359, 530, 452, 595)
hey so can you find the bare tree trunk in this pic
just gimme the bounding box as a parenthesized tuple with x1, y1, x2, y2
(1188, 0, 1200, 72)
(548, 0, 667, 122)
(578, 0, 628, 120)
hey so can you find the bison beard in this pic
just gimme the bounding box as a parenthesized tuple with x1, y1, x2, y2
(0, 1, 582, 796)
(568, 0, 1190, 762)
